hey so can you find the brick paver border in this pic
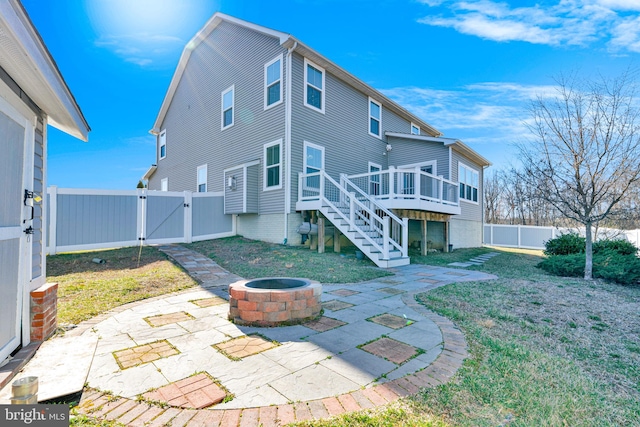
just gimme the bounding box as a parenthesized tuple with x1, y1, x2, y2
(74, 245, 473, 426)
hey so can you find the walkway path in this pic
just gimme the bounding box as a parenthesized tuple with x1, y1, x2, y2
(5, 245, 498, 426)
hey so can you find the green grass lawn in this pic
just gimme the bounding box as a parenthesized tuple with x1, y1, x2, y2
(185, 235, 393, 283)
(48, 246, 196, 326)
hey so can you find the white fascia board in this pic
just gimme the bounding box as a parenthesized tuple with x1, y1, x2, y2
(0, 0, 89, 141)
(142, 164, 157, 180)
(151, 12, 290, 133)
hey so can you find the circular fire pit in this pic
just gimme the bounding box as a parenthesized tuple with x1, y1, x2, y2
(228, 278, 322, 327)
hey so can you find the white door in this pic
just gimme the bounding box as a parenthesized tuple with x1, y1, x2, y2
(0, 96, 32, 362)
(303, 141, 324, 193)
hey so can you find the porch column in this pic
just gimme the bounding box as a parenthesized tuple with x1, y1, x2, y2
(421, 219, 428, 256)
(444, 221, 450, 252)
(318, 217, 325, 254)
(333, 227, 341, 253)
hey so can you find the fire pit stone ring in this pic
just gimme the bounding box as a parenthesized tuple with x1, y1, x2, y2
(228, 278, 322, 327)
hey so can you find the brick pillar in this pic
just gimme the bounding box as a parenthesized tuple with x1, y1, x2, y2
(30, 283, 58, 341)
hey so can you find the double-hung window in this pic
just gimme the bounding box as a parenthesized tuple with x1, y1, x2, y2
(459, 162, 479, 203)
(369, 98, 381, 138)
(264, 139, 282, 190)
(304, 59, 325, 113)
(159, 130, 166, 160)
(197, 164, 207, 192)
(265, 55, 282, 109)
(221, 85, 234, 130)
(410, 123, 420, 135)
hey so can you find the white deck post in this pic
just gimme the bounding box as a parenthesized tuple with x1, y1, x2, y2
(388, 166, 395, 200)
(402, 217, 409, 257)
(349, 193, 356, 229)
(414, 167, 421, 200)
(383, 216, 390, 258)
(184, 191, 192, 244)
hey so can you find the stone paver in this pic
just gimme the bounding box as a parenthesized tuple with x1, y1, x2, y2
(191, 296, 228, 307)
(144, 311, 194, 327)
(215, 334, 278, 359)
(14, 244, 502, 426)
(368, 313, 412, 329)
(361, 337, 418, 364)
(304, 316, 346, 332)
(328, 288, 360, 297)
(322, 299, 355, 311)
(143, 373, 226, 409)
(113, 340, 179, 369)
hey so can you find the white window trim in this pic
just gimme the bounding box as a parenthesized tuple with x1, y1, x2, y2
(458, 161, 480, 205)
(368, 97, 382, 139)
(304, 140, 325, 172)
(159, 129, 166, 160)
(264, 54, 283, 110)
(263, 139, 283, 191)
(304, 58, 325, 114)
(161, 178, 168, 192)
(221, 85, 235, 130)
(197, 164, 207, 193)
(410, 122, 420, 135)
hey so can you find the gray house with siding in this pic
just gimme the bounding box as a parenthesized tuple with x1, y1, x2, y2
(145, 13, 490, 267)
(0, 0, 89, 371)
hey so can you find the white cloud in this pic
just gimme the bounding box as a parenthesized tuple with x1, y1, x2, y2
(95, 33, 183, 67)
(419, 0, 639, 52)
(380, 82, 560, 164)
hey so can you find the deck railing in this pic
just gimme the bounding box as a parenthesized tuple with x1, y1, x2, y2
(346, 167, 459, 207)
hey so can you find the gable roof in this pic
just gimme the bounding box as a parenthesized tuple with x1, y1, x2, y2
(386, 132, 491, 167)
(151, 12, 441, 137)
(0, 0, 89, 141)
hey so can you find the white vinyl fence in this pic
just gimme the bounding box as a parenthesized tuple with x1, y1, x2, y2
(47, 187, 235, 254)
(483, 224, 640, 250)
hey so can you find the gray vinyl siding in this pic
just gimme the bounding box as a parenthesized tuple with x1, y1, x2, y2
(386, 136, 450, 179)
(31, 117, 44, 279)
(451, 150, 484, 222)
(224, 168, 244, 214)
(246, 164, 259, 212)
(150, 21, 287, 215)
(289, 52, 419, 211)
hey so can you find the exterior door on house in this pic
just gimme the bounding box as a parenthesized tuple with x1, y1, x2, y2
(399, 161, 436, 197)
(303, 141, 324, 195)
(0, 97, 32, 362)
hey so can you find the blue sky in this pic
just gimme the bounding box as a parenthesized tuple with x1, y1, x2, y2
(21, 0, 640, 189)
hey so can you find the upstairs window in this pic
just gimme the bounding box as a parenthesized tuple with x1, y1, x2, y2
(411, 123, 420, 135)
(222, 85, 234, 130)
(159, 130, 166, 160)
(264, 139, 282, 190)
(369, 98, 381, 138)
(197, 164, 207, 192)
(265, 55, 283, 108)
(304, 59, 325, 113)
(459, 162, 479, 203)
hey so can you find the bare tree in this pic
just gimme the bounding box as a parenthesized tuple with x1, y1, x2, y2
(518, 70, 640, 280)
(484, 170, 503, 224)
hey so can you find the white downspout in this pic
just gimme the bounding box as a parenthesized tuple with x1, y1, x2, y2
(283, 41, 297, 244)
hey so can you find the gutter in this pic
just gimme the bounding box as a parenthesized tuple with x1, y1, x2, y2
(283, 41, 297, 244)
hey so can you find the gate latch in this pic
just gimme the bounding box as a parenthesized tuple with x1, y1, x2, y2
(24, 226, 34, 235)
